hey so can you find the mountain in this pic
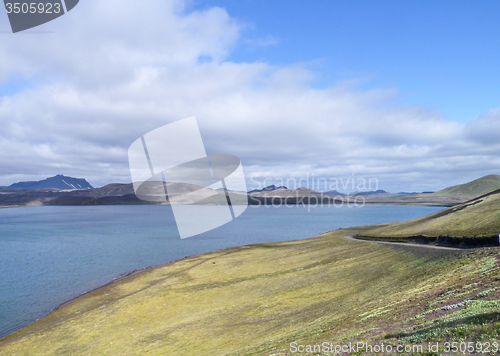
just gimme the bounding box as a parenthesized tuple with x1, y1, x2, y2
(323, 190, 345, 196)
(423, 174, 500, 199)
(9, 175, 93, 190)
(0, 181, 221, 207)
(248, 185, 288, 193)
(353, 189, 388, 196)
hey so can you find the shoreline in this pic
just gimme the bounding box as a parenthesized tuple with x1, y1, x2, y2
(0, 228, 481, 342)
(0, 256, 191, 341)
(52, 266, 155, 311)
(1, 230, 330, 341)
(0, 233, 326, 342)
(1, 226, 345, 341)
(1, 227, 496, 345)
(0, 204, 448, 341)
(53, 252, 195, 309)
(51, 248, 196, 312)
(0, 196, 493, 342)
(0, 201, 456, 211)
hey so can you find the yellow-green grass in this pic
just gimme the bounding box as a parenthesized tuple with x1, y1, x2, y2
(358, 190, 500, 241)
(1, 229, 499, 356)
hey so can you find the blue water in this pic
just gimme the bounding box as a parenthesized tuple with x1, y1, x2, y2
(0, 204, 443, 338)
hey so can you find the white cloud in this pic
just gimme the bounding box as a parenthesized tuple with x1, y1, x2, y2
(0, 0, 498, 192)
(245, 35, 280, 48)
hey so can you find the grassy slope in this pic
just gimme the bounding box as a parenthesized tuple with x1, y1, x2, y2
(1, 230, 499, 356)
(358, 190, 500, 241)
(419, 174, 500, 199)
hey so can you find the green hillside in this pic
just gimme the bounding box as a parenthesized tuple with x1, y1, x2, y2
(357, 189, 500, 243)
(427, 174, 500, 198)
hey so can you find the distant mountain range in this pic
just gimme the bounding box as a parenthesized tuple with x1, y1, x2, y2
(250, 186, 420, 196)
(251, 187, 400, 196)
(245, 175, 500, 206)
(8, 175, 93, 190)
(1, 174, 500, 208)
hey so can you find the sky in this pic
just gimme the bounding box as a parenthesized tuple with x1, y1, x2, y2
(0, 0, 499, 192)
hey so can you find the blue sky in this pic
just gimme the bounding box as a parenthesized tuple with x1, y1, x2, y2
(0, 77, 32, 96)
(192, 0, 500, 123)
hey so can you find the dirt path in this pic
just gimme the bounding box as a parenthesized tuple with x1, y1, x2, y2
(344, 234, 464, 251)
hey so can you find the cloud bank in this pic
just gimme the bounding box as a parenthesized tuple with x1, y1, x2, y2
(0, 0, 499, 192)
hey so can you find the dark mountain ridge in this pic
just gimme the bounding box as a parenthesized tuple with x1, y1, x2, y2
(9, 175, 93, 190)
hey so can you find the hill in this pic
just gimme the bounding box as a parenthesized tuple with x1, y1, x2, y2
(356, 189, 500, 245)
(418, 174, 500, 199)
(358, 174, 500, 206)
(353, 189, 388, 196)
(9, 175, 93, 190)
(322, 189, 345, 196)
(248, 185, 288, 193)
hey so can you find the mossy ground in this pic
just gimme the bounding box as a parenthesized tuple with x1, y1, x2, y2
(1, 229, 499, 355)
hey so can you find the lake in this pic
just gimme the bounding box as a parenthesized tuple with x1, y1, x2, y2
(0, 204, 443, 338)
